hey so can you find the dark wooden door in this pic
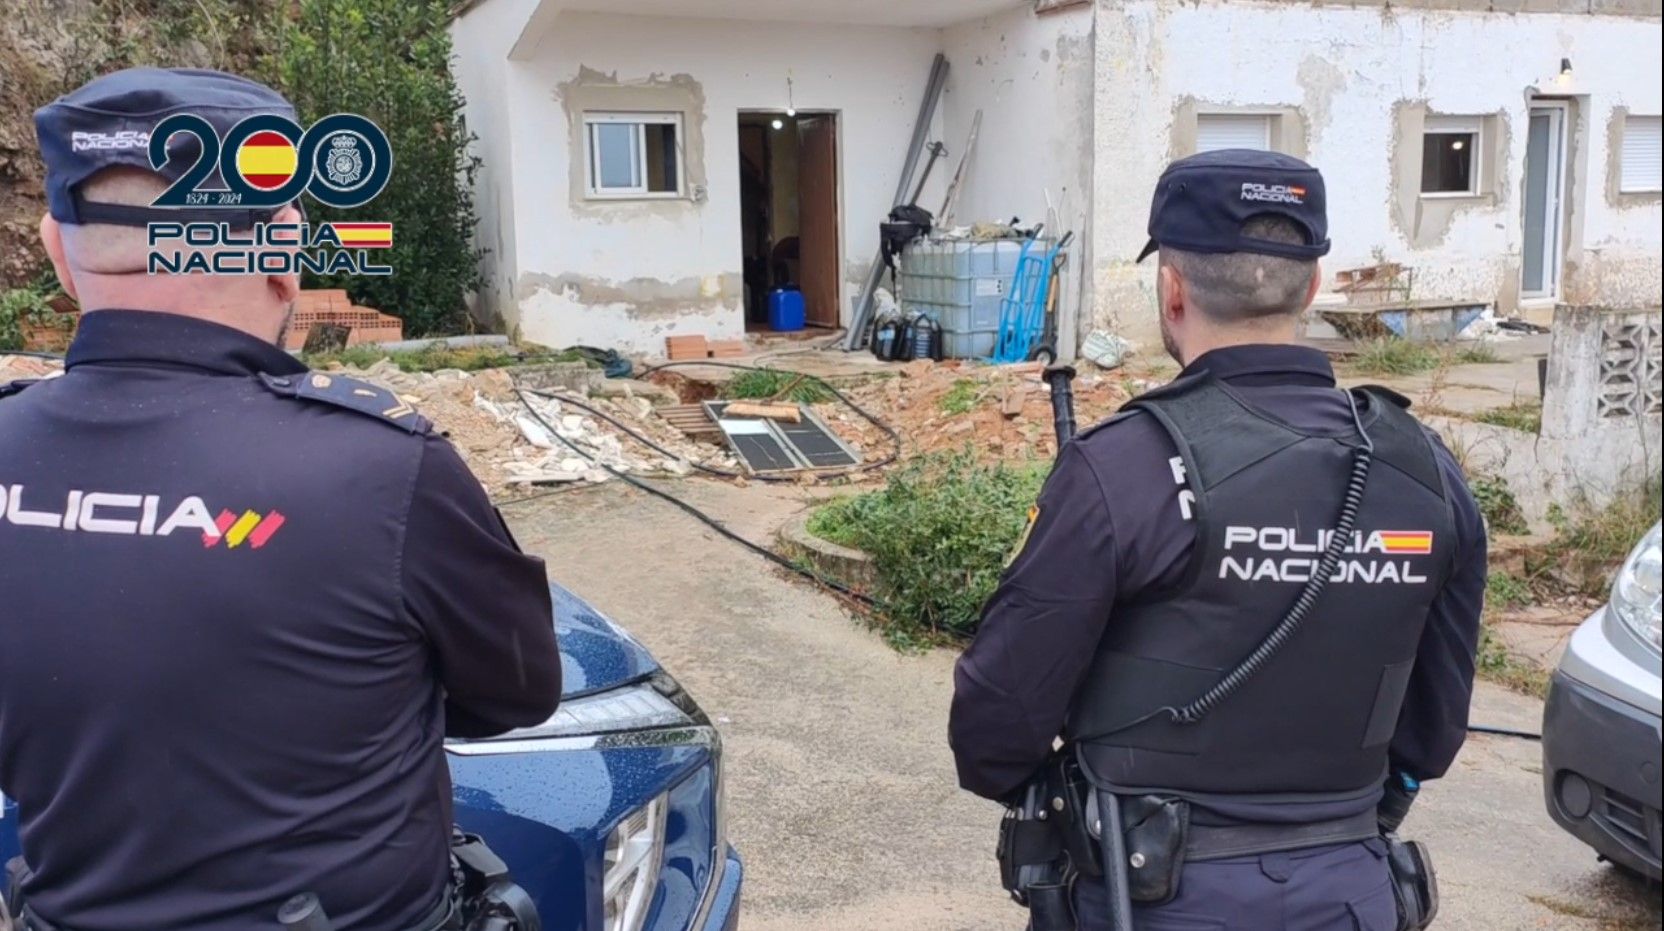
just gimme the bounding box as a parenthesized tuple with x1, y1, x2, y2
(797, 116, 840, 328)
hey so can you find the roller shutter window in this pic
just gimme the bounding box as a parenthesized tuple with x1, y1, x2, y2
(1196, 114, 1273, 153)
(1620, 115, 1662, 193)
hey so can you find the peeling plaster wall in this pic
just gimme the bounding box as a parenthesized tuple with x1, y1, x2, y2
(448, 0, 540, 330)
(489, 12, 945, 354)
(1091, 1, 1663, 350)
(941, 4, 1096, 360)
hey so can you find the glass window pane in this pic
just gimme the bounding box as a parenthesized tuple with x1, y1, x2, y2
(593, 122, 641, 190)
(1421, 132, 1475, 193)
(644, 122, 679, 193)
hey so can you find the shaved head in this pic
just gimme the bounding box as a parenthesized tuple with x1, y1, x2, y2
(40, 168, 304, 344)
(57, 168, 171, 275)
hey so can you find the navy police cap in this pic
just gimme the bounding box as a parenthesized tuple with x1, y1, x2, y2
(1136, 149, 1331, 262)
(34, 67, 297, 227)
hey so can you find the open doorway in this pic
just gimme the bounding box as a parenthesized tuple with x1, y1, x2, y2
(737, 112, 840, 330)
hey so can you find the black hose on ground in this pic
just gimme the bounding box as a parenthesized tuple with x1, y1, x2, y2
(1466, 724, 1543, 740)
(634, 359, 904, 474)
(523, 388, 755, 481)
(510, 382, 877, 611)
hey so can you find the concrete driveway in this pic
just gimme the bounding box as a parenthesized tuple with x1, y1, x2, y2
(503, 480, 1660, 931)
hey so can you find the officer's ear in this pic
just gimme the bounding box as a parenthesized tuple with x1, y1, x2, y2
(39, 213, 79, 301)
(1301, 260, 1323, 312)
(1156, 261, 1186, 324)
(265, 203, 303, 306)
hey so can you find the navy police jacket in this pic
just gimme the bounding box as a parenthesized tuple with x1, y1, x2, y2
(0, 311, 562, 930)
(949, 344, 1487, 813)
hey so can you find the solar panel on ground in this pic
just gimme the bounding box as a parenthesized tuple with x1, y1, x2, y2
(705, 401, 860, 473)
(777, 418, 858, 468)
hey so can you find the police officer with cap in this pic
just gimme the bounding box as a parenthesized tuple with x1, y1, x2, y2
(951, 149, 1486, 929)
(0, 69, 562, 930)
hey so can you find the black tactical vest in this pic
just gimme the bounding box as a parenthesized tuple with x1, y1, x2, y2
(1067, 375, 1457, 799)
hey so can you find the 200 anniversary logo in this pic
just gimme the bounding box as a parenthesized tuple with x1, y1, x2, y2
(146, 112, 394, 276)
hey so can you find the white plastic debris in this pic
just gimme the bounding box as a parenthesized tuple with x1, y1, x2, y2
(1081, 330, 1135, 370)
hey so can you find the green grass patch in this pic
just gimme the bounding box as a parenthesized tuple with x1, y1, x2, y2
(939, 379, 981, 416)
(1486, 572, 1533, 610)
(805, 452, 1049, 648)
(1350, 339, 1444, 376)
(804, 498, 864, 549)
(1470, 473, 1530, 535)
(1477, 622, 1550, 699)
(1472, 400, 1542, 434)
(721, 369, 832, 404)
(1527, 479, 1663, 598)
(1451, 344, 1503, 365)
(303, 343, 588, 373)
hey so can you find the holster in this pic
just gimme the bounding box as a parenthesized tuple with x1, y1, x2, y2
(453, 831, 541, 931)
(1385, 834, 1438, 931)
(4, 858, 26, 931)
(1117, 796, 1189, 905)
(997, 753, 1100, 930)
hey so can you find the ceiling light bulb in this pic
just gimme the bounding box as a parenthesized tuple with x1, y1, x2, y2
(786, 107, 797, 117)
(1451, 139, 1465, 151)
(771, 119, 784, 130)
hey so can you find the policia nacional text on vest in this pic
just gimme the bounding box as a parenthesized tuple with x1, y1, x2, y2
(996, 373, 1449, 931)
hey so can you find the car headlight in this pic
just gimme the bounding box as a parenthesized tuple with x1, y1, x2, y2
(604, 793, 667, 931)
(507, 680, 694, 740)
(1611, 522, 1663, 653)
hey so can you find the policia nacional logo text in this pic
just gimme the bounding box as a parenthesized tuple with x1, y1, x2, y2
(0, 485, 286, 550)
(140, 112, 394, 276)
(1219, 525, 1434, 584)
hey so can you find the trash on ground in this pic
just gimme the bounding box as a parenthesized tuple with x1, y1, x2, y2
(1081, 330, 1134, 370)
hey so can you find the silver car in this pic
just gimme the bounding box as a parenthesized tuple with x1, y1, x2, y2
(1541, 521, 1663, 880)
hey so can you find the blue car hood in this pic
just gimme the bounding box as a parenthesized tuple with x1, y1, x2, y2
(551, 581, 660, 699)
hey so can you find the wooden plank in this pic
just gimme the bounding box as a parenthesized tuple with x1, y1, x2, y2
(724, 401, 803, 422)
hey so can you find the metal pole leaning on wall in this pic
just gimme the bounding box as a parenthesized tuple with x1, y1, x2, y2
(842, 53, 950, 351)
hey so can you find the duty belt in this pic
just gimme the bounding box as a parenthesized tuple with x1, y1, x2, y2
(1184, 809, 1380, 861)
(16, 897, 457, 931)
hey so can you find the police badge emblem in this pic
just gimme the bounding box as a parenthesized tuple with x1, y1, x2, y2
(325, 133, 366, 189)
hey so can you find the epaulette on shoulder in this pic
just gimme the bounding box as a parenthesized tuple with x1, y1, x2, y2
(0, 379, 40, 401)
(258, 371, 430, 434)
(1356, 384, 1415, 409)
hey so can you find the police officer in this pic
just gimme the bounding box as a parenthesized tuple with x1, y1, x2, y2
(950, 150, 1486, 930)
(0, 69, 562, 930)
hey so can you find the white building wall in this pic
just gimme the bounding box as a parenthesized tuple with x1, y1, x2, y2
(449, 0, 538, 330)
(1093, 1, 1664, 350)
(483, 12, 947, 354)
(941, 5, 1097, 359)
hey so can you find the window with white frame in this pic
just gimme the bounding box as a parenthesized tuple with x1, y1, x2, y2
(584, 112, 684, 198)
(1421, 115, 1481, 196)
(1620, 114, 1662, 193)
(1196, 113, 1274, 153)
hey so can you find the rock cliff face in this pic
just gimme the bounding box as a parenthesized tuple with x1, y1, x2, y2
(1, 0, 265, 288)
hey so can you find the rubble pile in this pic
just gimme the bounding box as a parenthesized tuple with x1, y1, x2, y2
(835, 359, 1138, 464)
(330, 358, 736, 493)
(0, 354, 60, 384)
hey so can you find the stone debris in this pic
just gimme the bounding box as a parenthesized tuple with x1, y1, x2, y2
(0, 354, 62, 384)
(834, 357, 1136, 464)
